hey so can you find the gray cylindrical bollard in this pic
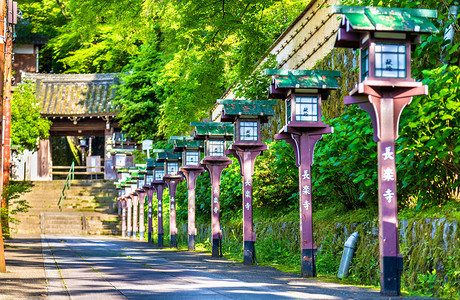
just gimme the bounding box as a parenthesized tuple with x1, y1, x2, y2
(337, 231, 359, 279)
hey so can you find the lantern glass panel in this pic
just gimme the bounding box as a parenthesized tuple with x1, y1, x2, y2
(125, 187, 131, 194)
(208, 140, 224, 156)
(374, 43, 406, 78)
(131, 183, 137, 191)
(121, 190, 126, 197)
(137, 178, 145, 188)
(121, 172, 129, 181)
(145, 174, 154, 185)
(361, 46, 369, 79)
(295, 96, 318, 122)
(286, 99, 292, 123)
(239, 121, 258, 141)
(167, 162, 179, 175)
(154, 169, 164, 180)
(186, 151, 200, 165)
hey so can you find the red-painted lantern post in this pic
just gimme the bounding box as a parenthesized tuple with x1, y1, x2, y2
(266, 69, 341, 277)
(191, 122, 233, 257)
(172, 137, 206, 251)
(157, 150, 183, 248)
(218, 99, 277, 265)
(128, 173, 139, 239)
(136, 167, 147, 241)
(143, 160, 155, 243)
(151, 159, 166, 247)
(332, 5, 438, 295)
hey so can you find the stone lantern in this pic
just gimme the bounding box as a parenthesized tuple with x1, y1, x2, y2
(332, 5, 438, 296)
(157, 149, 183, 248)
(171, 136, 206, 251)
(266, 69, 341, 277)
(150, 156, 166, 247)
(191, 122, 233, 257)
(218, 99, 277, 265)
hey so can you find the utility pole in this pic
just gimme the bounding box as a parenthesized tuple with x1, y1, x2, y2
(1, 0, 14, 238)
(0, 0, 7, 273)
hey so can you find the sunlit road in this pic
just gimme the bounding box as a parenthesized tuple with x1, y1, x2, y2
(41, 235, 383, 299)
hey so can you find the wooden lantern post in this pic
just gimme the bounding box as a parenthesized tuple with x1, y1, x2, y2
(332, 5, 438, 295)
(172, 137, 206, 251)
(266, 69, 341, 277)
(157, 150, 183, 248)
(151, 158, 166, 247)
(143, 159, 155, 243)
(136, 165, 147, 241)
(191, 122, 233, 257)
(218, 99, 277, 265)
(127, 173, 139, 239)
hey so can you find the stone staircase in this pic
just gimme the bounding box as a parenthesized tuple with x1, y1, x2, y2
(11, 180, 121, 235)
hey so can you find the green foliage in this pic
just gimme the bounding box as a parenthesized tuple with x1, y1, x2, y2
(11, 80, 52, 152)
(397, 65, 460, 209)
(312, 107, 377, 210)
(1, 182, 32, 236)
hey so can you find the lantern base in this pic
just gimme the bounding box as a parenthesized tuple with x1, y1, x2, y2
(170, 234, 177, 248)
(380, 255, 403, 296)
(158, 233, 164, 247)
(212, 238, 221, 257)
(132, 231, 137, 239)
(122, 230, 126, 238)
(243, 241, 255, 265)
(148, 232, 152, 243)
(301, 248, 317, 277)
(188, 234, 196, 251)
(127, 231, 132, 238)
(139, 231, 144, 241)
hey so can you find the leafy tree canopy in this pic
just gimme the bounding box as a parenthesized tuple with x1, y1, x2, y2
(11, 80, 52, 152)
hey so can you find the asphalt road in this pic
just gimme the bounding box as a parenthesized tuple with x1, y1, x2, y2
(40, 235, 403, 299)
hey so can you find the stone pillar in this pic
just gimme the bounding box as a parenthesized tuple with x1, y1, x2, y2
(132, 194, 139, 239)
(181, 167, 205, 251)
(138, 191, 145, 241)
(126, 196, 133, 238)
(164, 177, 182, 248)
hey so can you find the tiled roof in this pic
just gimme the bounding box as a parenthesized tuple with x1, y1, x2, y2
(332, 6, 438, 33)
(22, 72, 120, 117)
(190, 122, 234, 139)
(217, 99, 277, 116)
(265, 69, 341, 90)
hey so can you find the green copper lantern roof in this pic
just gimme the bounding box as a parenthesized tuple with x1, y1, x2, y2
(170, 136, 204, 149)
(191, 122, 234, 139)
(217, 99, 277, 116)
(144, 158, 155, 169)
(332, 6, 438, 33)
(156, 149, 181, 161)
(265, 69, 341, 90)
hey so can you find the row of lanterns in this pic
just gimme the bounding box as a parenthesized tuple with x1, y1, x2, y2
(113, 5, 438, 296)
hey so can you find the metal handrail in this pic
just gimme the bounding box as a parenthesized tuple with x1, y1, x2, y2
(57, 162, 75, 211)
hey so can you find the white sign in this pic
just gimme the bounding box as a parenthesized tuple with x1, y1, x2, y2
(115, 153, 126, 168)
